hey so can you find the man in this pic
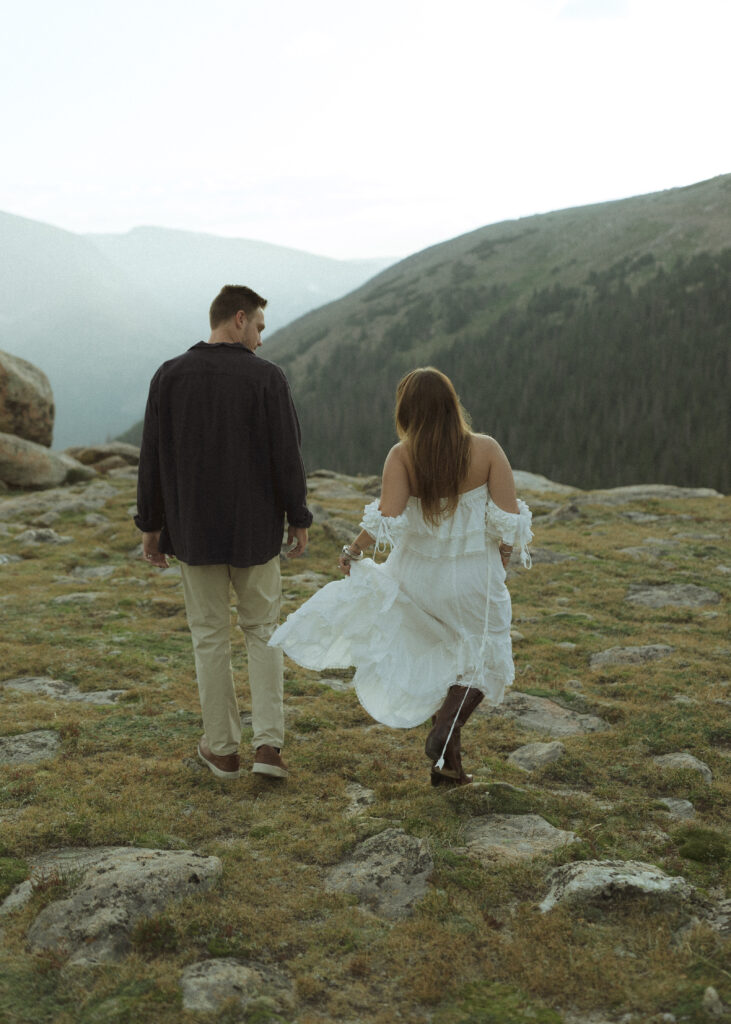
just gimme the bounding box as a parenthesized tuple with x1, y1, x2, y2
(135, 285, 312, 781)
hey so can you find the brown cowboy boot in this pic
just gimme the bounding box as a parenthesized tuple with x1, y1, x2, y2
(425, 685, 484, 763)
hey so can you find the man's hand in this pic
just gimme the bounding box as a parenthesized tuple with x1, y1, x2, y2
(286, 525, 308, 558)
(142, 531, 169, 568)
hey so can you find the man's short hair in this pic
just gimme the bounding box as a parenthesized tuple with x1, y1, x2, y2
(209, 285, 268, 328)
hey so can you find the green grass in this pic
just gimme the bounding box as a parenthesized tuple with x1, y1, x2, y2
(0, 474, 728, 1023)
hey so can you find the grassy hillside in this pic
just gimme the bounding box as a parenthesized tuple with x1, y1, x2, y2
(264, 175, 731, 492)
(0, 470, 728, 1022)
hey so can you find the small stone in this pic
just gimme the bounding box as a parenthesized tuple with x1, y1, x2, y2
(508, 741, 566, 772)
(626, 584, 720, 608)
(2, 677, 124, 705)
(0, 730, 60, 764)
(590, 644, 673, 668)
(510, 629, 525, 641)
(324, 828, 432, 919)
(180, 959, 292, 1015)
(702, 987, 725, 1018)
(464, 814, 578, 864)
(15, 528, 72, 545)
(540, 860, 693, 912)
(489, 690, 609, 737)
(344, 782, 376, 818)
(52, 592, 107, 604)
(653, 752, 712, 784)
(556, 642, 577, 650)
(70, 565, 115, 581)
(657, 797, 695, 820)
(0, 554, 22, 565)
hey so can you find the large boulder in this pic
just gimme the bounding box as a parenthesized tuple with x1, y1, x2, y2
(0, 350, 54, 446)
(0, 432, 95, 490)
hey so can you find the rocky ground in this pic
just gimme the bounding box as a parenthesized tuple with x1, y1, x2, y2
(0, 464, 728, 1024)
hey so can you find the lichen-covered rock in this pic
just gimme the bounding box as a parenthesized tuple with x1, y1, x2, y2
(2, 677, 124, 705)
(324, 828, 432, 919)
(508, 741, 566, 772)
(0, 350, 54, 446)
(463, 814, 578, 863)
(539, 860, 693, 912)
(652, 752, 713, 784)
(590, 644, 673, 668)
(0, 730, 60, 764)
(488, 691, 609, 737)
(180, 959, 294, 1015)
(64, 443, 140, 467)
(23, 847, 222, 965)
(626, 584, 720, 608)
(0, 432, 95, 490)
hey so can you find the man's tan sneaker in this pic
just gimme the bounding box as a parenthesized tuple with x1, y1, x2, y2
(198, 739, 241, 779)
(252, 745, 289, 779)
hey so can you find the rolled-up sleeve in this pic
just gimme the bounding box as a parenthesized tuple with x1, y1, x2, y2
(267, 371, 313, 529)
(134, 371, 165, 532)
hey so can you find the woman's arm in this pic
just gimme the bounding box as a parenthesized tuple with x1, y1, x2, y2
(339, 445, 411, 573)
(485, 437, 519, 514)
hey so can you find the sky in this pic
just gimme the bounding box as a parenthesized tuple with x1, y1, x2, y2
(1, 0, 728, 259)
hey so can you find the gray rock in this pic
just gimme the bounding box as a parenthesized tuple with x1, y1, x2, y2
(321, 517, 360, 545)
(489, 691, 609, 737)
(180, 959, 293, 1015)
(0, 730, 60, 764)
(576, 485, 722, 505)
(318, 676, 353, 692)
(702, 987, 726, 1018)
(15, 527, 72, 545)
(539, 860, 693, 912)
(653, 752, 713, 784)
(512, 471, 578, 495)
(64, 443, 140, 467)
(0, 484, 116, 522)
(590, 644, 673, 668)
(0, 554, 22, 565)
(344, 782, 376, 818)
(626, 584, 720, 608)
(324, 828, 432, 919)
(284, 570, 330, 590)
(69, 565, 116, 580)
(52, 592, 107, 605)
(2, 676, 125, 705)
(307, 476, 368, 503)
(0, 349, 55, 446)
(0, 432, 95, 490)
(657, 797, 696, 820)
(529, 548, 575, 564)
(23, 847, 221, 965)
(508, 741, 566, 772)
(463, 814, 578, 863)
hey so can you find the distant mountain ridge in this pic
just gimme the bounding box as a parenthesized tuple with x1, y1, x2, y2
(260, 174, 730, 492)
(0, 213, 394, 447)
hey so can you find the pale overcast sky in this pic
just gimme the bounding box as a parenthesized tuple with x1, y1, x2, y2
(1, 0, 728, 258)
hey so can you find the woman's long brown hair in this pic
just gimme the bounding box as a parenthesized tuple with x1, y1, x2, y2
(395, 367, 472, 526)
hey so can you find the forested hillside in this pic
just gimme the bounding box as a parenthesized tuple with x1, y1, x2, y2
(265, 175, 730, 492)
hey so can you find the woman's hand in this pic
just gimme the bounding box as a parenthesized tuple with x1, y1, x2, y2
(499, 542, 513, 568)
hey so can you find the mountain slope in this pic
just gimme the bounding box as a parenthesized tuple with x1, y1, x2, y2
(0, 212, 392, 448)
(264, 175, 731, 491)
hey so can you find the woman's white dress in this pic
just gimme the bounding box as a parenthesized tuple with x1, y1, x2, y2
(269, 485, 532, 729)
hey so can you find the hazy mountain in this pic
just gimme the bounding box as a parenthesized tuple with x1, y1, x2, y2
(256, 174, 730, 492)
(0, 212, 393, 448)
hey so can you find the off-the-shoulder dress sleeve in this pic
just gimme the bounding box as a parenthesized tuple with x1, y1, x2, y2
(360, 499, 409, 554)
(485, 498, 533, 567)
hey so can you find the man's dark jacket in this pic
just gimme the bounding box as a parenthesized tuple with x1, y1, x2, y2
(135, 342, 312, 567)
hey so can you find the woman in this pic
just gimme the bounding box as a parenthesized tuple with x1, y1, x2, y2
(269, 367, 532, 785)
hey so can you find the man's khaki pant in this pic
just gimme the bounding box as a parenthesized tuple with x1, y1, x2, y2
(179, 557, 284, 757)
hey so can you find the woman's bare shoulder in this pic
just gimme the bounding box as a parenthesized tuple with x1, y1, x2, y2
(471, 433, 502, 457)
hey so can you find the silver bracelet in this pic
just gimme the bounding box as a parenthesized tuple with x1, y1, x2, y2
(342, 545, 363, 561)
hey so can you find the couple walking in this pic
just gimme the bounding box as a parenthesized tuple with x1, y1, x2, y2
(136, 285, 532, 786)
